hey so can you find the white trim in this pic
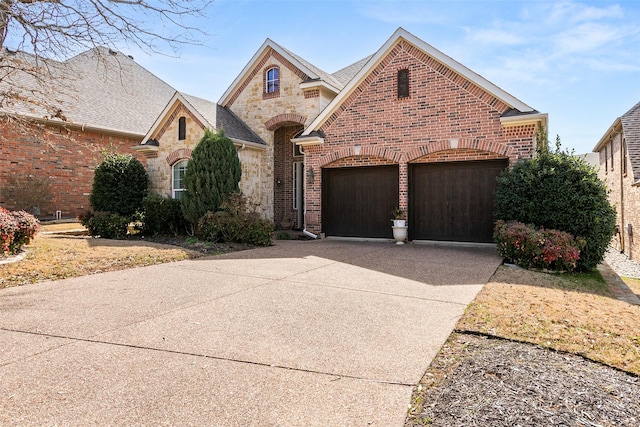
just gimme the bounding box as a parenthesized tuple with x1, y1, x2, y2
(299, 80, 340, 95)
(499, 112, 548, 128)
(292, 135, 324, 146)
(231, 138, 266, 151)
(140, 91, 209, 145)
(302, 27, 535, 136)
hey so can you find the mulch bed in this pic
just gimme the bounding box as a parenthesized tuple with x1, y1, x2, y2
(136, 235, 256, 255)
(406, 333, 640, 426)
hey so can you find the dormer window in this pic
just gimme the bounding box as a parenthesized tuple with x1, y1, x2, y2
(178, 116, 186, 140)
(266, 67, 280, 94)
(397, 69, 409, 98)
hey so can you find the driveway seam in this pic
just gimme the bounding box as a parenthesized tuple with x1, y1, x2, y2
(1, 327, 415, 388)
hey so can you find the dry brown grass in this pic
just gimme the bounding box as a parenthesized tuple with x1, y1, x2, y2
(622, 276, 640, 296)
(458, 266, 640, 375)
(0, 224, 203, 288)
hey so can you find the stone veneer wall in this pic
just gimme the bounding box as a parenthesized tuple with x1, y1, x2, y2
(301, 40, 537, 235)
(144, 103, 265, 211)
(0, 120, 143, 219)
(224, 47, 326, 220)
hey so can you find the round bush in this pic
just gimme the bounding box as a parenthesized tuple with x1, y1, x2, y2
(495, 152, 616, 271)
(89, 152, 148, 218)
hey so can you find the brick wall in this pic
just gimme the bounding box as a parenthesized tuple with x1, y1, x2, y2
(0, 120, 143, 219)
(599, 130, 640, 261)
(302, 40, 537, 235)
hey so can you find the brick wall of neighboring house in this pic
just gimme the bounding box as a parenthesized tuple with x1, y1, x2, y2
(225, 47, 327, 220)
(0, 120, 143, 219)
(301, 40, 537, 235)
(144, 101, 266, 211)
(599, 131, 640, 261)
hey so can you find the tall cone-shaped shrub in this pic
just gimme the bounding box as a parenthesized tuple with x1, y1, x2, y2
(181, 129, 242, 225)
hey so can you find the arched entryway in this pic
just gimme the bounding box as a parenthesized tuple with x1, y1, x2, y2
(273, 125, 304, 229)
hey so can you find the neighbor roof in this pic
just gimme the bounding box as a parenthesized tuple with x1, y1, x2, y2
(622, 102, 640, 182)
(0, 46, 176, 136)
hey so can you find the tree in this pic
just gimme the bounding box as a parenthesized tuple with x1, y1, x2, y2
(89, 151, 148, 218)
(495, 149, 616, 271)
(181, 129, 242, 225)
(0, 0, 212, 129)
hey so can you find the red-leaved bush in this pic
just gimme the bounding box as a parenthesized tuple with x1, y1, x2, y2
(0, 207, 40, 255)
(494, 220, 585, 272)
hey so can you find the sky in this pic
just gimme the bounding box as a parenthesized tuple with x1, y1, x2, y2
(82, 1, 640, 154)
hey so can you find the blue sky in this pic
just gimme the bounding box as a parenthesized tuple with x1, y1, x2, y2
(133, 1, 639, 154)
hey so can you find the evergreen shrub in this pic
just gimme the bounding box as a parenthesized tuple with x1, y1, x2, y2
(495, 151, 616, 271)
(141, 194, 188, 236)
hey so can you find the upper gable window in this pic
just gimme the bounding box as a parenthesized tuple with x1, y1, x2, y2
(265, 67, 280, 94)
(178, 116, 186, 140)
(397, 69, 409, 99)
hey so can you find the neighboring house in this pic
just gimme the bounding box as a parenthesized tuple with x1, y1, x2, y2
(593, 101, 640, 260)
(0, 47, 176, 218)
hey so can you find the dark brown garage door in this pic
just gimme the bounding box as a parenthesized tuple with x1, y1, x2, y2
(322, 165, 399, 238)
(409, 159, 508, 243)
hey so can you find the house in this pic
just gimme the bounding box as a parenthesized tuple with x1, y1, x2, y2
(0, 47, 176, 218)
(141, 28, 546, 243)
(593, 101, 640, 260)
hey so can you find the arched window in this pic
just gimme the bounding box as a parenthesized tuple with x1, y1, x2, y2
(178, 116, 186, 140)
(172, 159, 188, 199)
(266, 67, 279, 93)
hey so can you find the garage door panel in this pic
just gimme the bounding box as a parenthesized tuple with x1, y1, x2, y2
(323, 166, 399, 238)
(409, 160, 507, 243)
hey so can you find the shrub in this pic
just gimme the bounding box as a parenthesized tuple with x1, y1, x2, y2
(82, 211, 130, 239)
(141, 194, 189, 236)
(181, 129, 242, 225)
(10, 210, 40, 251)
(494, 220, 584, 272)
(198, 193, 273, 246)
(0, 207, 40, 255)
(2, 175, 53, 217)
(89, 151, 149, 218)
(495, 150, 616, 271)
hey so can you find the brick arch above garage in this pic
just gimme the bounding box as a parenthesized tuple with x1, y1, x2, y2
(319, 146, 402, 167)
(407, 138, 516, 163)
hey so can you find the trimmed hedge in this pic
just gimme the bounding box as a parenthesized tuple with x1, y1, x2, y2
(494, 220, 584, 272)
(81, 211, 129, 239)
(141, 194, 189, 236)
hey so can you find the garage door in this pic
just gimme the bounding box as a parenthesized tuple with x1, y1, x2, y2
(409, 159, 508, 243)
(322, 165, 399, 238)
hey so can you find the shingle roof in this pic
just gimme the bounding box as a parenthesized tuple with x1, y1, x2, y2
(1, 46, 176, 135)
(621, 101, 640, 182)
(332, 55, 373, 86)
(180, 93, 265, 145)
(272, 41, 344, 90)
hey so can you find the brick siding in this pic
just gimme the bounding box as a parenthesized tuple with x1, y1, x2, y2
(0, 120, 143, 219)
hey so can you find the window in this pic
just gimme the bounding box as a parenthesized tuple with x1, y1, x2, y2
(604, 145, 608, 172)
(172, 159, 188, 199)
(397, 69, 409, 98)
(178, 116, 186, 141)
(610, 140, 614, 171)
(266, 67, 279, 93)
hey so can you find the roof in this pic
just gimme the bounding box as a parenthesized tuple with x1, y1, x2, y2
(141, 92, 265, 147)
(0, 46, 175, 136)
(622, 102, 640, 182)
(332, 55, 373, 86)
(302, 27, 536, 136)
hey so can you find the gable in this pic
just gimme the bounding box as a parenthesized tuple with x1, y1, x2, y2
(319, 39, 510, 141)
(302, 28, 538, 138)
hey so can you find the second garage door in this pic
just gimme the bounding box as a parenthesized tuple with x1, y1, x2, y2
(322, 165, 399, 238)
(409, 159, 508, 243)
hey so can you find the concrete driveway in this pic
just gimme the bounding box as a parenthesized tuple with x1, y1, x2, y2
(0, 240, 502, 426)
